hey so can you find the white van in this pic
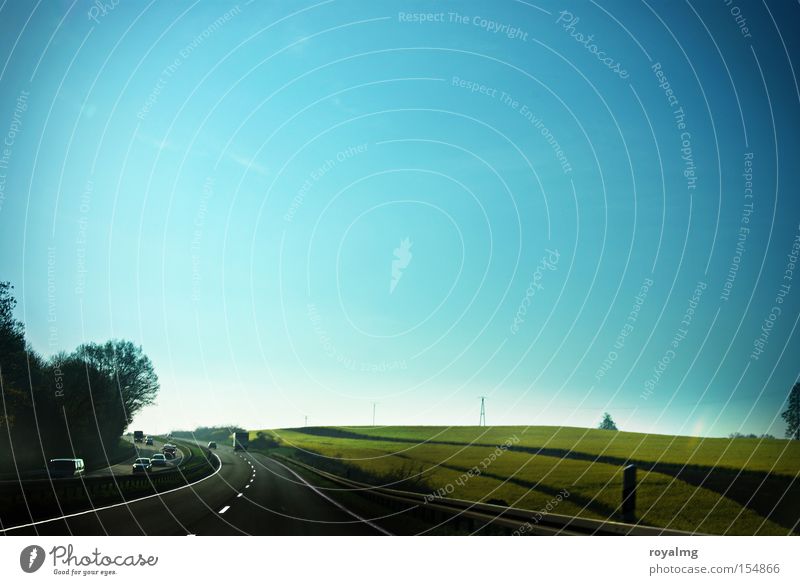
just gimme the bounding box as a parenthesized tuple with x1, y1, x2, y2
(48, 458, 85, 478)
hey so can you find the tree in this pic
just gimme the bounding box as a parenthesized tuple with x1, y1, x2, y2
(74, 340, 159, 427)
(0, 282, 23, 340)
(598, 412, 618, 431)
(0, 281, 29, 391)
(46, 355, 128, 447)
(781, 382, 800, 440)
(1, 284, 160, 472)
(0, 282, 44, 437)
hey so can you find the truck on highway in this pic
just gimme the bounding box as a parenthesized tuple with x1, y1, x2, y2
(233, 432, 249, 451)
(133, 430, 144, 443)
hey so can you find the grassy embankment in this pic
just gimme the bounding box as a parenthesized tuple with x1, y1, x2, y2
(250, 426, 800, 535)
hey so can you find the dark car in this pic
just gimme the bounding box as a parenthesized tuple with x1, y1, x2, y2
(207, 441, 217, 449)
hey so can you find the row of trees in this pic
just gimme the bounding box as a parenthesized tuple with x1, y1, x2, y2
(170, 426, 245, 443)
(168, 427, 280, 451)
(0, 282, 159, 473)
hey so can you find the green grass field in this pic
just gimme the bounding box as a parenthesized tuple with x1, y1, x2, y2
(251, 426, 800, 535)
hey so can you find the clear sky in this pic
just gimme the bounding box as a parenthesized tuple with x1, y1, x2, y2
(1, 1, 799, 438)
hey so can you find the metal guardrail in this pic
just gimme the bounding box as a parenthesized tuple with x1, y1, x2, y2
(276, 455, 699, 536)
(0, 440, 213, 498)
(1, 438, 195, 486)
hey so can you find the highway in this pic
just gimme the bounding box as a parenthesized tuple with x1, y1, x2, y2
(84, 438, 184, 478)
(0, 443, 389, 536)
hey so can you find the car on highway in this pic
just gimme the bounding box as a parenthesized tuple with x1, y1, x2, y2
(151, 453, 167, 467)
(145, 436, 154, 446)
(48, 458, 85, 478)
(132, 458, 152, 473)
(207, 441, 217, 449)
(162, 444, 177, 456)
(133, 430, 144, 443)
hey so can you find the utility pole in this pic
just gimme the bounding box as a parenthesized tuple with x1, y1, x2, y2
(304, 415, 308, 427)
(372, 402, 377, 427)
(479, 396, 486, 427)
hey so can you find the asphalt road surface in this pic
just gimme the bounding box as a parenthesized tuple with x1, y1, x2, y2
(0, 443, 388, 535)
(85, 438, 184, 478)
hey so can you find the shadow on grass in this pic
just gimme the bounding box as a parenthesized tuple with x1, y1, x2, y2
(291, 427, 800, 533)
(392, 453, 620, 521)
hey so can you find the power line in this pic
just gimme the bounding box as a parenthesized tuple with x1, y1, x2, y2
(479, 396, 486, 427)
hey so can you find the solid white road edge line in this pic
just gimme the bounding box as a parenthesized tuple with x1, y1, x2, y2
(268, 457, 393, 536)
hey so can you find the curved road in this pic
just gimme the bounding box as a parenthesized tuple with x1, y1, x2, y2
(85, 438, 184, 478)
(1, 443, 387, 536)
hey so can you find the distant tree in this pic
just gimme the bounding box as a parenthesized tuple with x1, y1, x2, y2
(170, 426, 245, 442)
(250, 431, 280, 450)
(781, 382, 800, 440)
(598, 412, 618, 431)
(729, 432, 776, 439)
(74, 340, 159, 427)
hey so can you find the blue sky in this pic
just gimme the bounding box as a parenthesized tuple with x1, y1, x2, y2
(1, 1, 799, 437)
